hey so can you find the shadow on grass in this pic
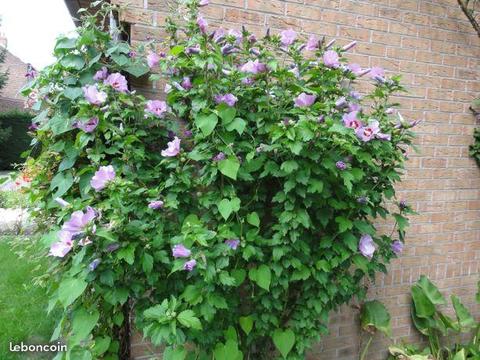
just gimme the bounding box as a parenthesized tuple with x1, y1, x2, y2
(0, 236, 58, 360)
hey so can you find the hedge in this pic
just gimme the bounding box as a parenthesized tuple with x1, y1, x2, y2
(0, 110, 33, 170)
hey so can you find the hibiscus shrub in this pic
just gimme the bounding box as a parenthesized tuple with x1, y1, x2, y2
(23, 0, 416, 359)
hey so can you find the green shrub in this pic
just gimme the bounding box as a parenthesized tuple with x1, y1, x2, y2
(470, 128, 480, 167)
(0, 110, 33, 170)
(23, 1, 417, 359)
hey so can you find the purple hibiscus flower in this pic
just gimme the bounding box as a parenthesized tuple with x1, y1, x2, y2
(93, 66, 109, 81)
(184, 259, 197, 271)
(62, 207, 96, 234)
(336, 161, 347, 170)
(185, 45, 201, 55)
(148, 200, 164, 209)
(172, 244, 191, 258)
(147, 52, 160, 68)
(214, 93, 238, 107)
(240, 60, 267, 74)
(305, 35, 319, 51)
(280, 29, 297, 46)
(369, 66, 385, 80)
(49, 231, 74, 258)
(342, 111, 362, 129)
(294, 93, 316, 107)
(145, 100, 168, 118)
(227, 29, 242, 42)
(181, 77, 192, 90)
(355, 120, 380, 142)
(104, 73, 129, 93)
(225, 239, 240, 250)
(197, 16, 208, 34)
(89, 258, 101, 271)
(74, 117, 99, 133)
(161, 136, 181, 157)
(213, 28, 225, 42)
(359, 234, 376, 259)
(90, 165, 116, 191)
(323, 50, 340, 68)
(213, 152, 226, 162)
(391, 240, 404, 255)
(83, 85, 107, 105)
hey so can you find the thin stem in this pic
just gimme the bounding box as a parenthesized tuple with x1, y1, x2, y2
(359, 336, 373, 360)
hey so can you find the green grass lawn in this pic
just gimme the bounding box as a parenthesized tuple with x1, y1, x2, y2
(0, 236, 57, 360)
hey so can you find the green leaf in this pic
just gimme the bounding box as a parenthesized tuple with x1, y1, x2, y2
(247, 212, 260, 227)
(417, 275, 446, 306)
(411, 284, 435, 318)
(218, 157, 240, 180)
(163, 346, 187, 360)
(60, 54, 85, 70)
(214, 340, 242, 360)
(117, 245, 135, 265)
(58, 277, 88, 308)
(225, 118, 246, 135)
(71, 308, 100, 344)
(231, 269, 246, 286)
(280, 160, 299, 174)
(142, 253, 154, 273)
(217, 104, 236, 125)
(49, 114, 72, 135)
(451, 295, 475, 330)
(239, 316, 253, 335)
(177, 310, 202, 330)
(256, 265, 271, 291)
(272, 329, 295, 359)
(64, 87, 83, 100)
(54, 37, 77, 52)
(218, 198, 240, 220)
(50, 171, 74, 198)
(195, 113, 218, 136)
(452, 349, 466, 360)
(125, 63, 149, 77)
(360, 300, 392, 337)
(335, 216, 353, 233)
(169, 45, 185, 56)
(92, 336, 111, 356)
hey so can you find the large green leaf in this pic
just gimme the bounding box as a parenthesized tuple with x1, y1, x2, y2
(50, 171, 74, 199)
(58, 277, 88, 308)
(360, 300, 392, 337)
(272, 328, 295, 359)
(417, 275, 446, 305)
(177, 310, 202, 330)
(217, 104, 236, 125)
(217, 198, 240, 220)
(411, 284, 435, 318)
(60, 54, 85, 70)
(218, 157, 240, 180)
(71, 308, 100, 345)
(451, 295, 475, 331)
(249, 264, 271, 291)
(239, 316, 253, 335)
(195, 113, 218, 136)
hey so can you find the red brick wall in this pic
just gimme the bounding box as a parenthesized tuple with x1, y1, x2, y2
(0, 47, 28, 111)
(112, 0, 480, 359)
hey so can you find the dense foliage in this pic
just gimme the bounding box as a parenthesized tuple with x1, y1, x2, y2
(388, 276, 480, 360)
(23, 1, 416, 359)
(470, 126, 480, 167)
(0, 110, 34, 169)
